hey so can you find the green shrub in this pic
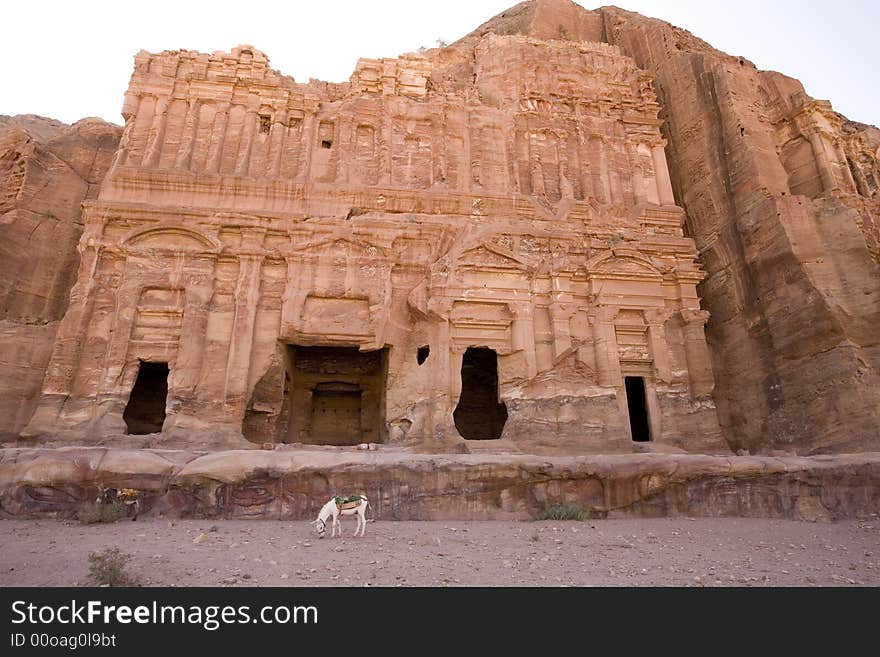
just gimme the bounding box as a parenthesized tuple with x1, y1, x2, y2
(536, 503, 587, 521)
(87, 547, 141, 587)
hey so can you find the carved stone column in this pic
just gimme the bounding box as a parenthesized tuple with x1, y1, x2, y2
(42, 242, 104, 396)
(268, 109, 288, 178)
(589, 306, 621, 388)
(529, 133, 545, 198)
(143, 96, 169, 168)
(205, 108, 229, 174)
(549, 301, 574, 362)
(97, 278, 145, 398)
(174, 99, 201, 171)
(627, 139, 648, 205)
(806, 129, 837, 193)
(114, 93, 141, 168)
(832, 139, 857, 192)
(235, 110, 258, 176)
(681, 308, 715, 397)
(510, 301, 537, 379)
(172, 260, 216, 398)
(300, 112, 318, 180)
(21, 241, 107, 436)
(591, 136, 611, 205)
(223, 252, 265, 422)
(430, 319, 453, 437)
(651, 142, 676, 205)
(645, 308, 672, 383)
(549, 276, 575, 362)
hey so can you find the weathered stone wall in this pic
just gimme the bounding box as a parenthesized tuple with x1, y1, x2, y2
(7, 0, 878, 458)
(1, 447, 877, 521)
(22, 32, 725, 454)
(455, 0, 880, 455)
(590, 5, 880, 454)
(0, 116, 121, 438)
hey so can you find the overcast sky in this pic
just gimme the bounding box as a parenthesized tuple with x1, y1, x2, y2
(3, 0, 877, 127)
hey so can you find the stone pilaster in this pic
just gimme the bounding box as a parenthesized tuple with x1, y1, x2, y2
(590, 306, 622, 388)
(205, 108, 229, 174)
(143, 96, 169, 168)
(223, 252, 265, 421)
(681, 308, 715, 397)
(268, 109, 288, 178)
(651, 142, 676, 205)
(174, 99, 201, 171)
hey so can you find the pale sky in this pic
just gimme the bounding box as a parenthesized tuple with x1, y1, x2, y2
(3, 0, 877, 127)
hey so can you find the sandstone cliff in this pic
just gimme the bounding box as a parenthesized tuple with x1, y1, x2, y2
(0, 116, 122, 437)
(453, 0, 879, 454)
(4, 1, 879, 456)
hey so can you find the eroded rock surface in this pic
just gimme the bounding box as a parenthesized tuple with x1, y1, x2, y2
(6, 0, 879, 459)
(0, 447, 877, 521)
(0, 116, 121, 438)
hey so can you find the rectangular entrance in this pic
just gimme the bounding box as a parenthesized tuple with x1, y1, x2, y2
(123, 361, 169, 435)
(625, 376, 651, 442)
(453, 347, 508, 440)
(285, 345, 388, 445)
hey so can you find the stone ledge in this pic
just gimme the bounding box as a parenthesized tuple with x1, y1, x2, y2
(0, 447, 877, 521)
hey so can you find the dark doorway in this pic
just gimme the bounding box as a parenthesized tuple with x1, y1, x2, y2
(453, 347, 507, 440)
(625, 376, 651, 442)
(310, 382, 363, 440)
(417, 345, 430, 365)
(123, 361, 169, 434)
(286, 345, 388, 445)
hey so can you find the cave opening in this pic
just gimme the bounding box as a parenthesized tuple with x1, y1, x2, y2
(625, 376, 651, 442)
(285, 345, 387, 445)
(122, 361, 169, 435)
(453, 347, 507, 440)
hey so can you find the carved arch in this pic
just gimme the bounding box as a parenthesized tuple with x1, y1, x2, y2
(586, 249, 663, 279)
(292, 236, 389, 259)
(123, 225, 221, 253)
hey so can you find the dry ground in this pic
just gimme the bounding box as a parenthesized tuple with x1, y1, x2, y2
(1, 517, 877, 587)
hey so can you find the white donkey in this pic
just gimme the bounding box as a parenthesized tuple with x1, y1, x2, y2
(314, 495, 370, 538)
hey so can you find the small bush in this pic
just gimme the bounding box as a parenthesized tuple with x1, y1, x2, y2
(536, 503, 587, 521)
(87, 547, 141, 587)
(77, 501, 129, 524)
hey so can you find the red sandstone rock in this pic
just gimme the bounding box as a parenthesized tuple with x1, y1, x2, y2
(3, 0, 878, 458)
(0, 116, 121, 439)
(0, 447, 877, 521)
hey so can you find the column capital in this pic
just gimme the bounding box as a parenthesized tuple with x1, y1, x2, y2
(588, 305, 619, 324)
(644, 307, 674, 325)
(681, 307, 710, 326)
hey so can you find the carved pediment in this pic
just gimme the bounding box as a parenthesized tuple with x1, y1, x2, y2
(124, 227, 218, 252)
(588, 250, 662, 279)
(295, 237, 386, 260)
(458, 244, 531, 270)
(596, 257, 659, 275)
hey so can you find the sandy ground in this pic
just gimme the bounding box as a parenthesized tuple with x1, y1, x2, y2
(1, 517, 878, 587)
